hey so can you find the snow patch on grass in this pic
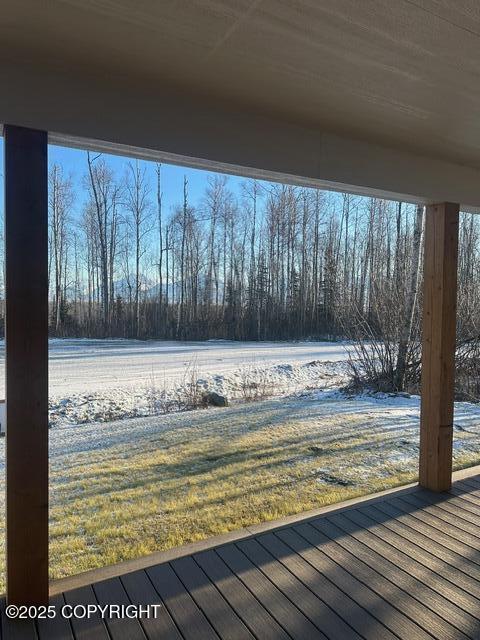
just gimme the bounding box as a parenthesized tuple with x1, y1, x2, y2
(0, 386, 479, 587)
(48, 359, 351, 427)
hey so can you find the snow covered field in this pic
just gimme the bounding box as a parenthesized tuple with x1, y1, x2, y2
(0, 336, 477, 476)
(2, 338, 354, 394)
(0, 339, 352, 425)
(0, 338, 356, 426)
(40, 391, 480, 470)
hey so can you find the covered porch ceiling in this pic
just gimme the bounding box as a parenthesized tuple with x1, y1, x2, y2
(2, 0, 480, 209)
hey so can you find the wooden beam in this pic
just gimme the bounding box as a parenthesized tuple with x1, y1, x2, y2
(5, 60, 480, 211)
(4, 125, 49, 604)
(419, 202, 459, 492)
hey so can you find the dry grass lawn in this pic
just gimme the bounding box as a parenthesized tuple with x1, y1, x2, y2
(1, 392, 480, 590)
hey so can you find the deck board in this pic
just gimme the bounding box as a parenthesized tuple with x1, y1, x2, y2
(235, 537, 337, 639)
(63, 585, 110, 640)
(120, 570, 182, 640)
(170, 556, 254, 640)
(6, 473, 480, 639)
(365, 502, 480, 578)
(315, 515, 479, 638)
(422, 487, 480, 516)
(356, 502, 480, 598)
(396, 493, 480, 542)
(372, 500, 480, 563)
(436, 492, 480, 520)
(216, 543, 325, 640)
(194, 549, 290, 640)
(1, 596, 37, 640)
(36, 594, 74, 640)
(146, 562, 218, 640)
(92, 577, 146, 640)
(331, 510, 480, 619)
(450, 484, 480, 506)
(458, 477, 480, 491)
(288, 523, 434, 640)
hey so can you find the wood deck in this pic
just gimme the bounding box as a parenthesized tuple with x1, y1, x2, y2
(5, 471, 480, 639)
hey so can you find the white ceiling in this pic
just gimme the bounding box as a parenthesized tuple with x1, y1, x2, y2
(2, 0, 480, 206)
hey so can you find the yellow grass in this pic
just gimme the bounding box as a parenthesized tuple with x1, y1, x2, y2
(0, 394, 479, 590)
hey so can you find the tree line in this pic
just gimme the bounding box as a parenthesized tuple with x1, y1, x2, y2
(44, 154, 424, 341)
(1, 152, 480, 364)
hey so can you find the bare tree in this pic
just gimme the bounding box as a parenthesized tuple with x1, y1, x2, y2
(394, 205, 424, 389)
(85, 153, 122, 333)
(49, 164, 73, 332)
(124, 160, 153, 337)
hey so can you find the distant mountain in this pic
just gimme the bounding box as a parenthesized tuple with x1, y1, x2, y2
(55, 275, 224, 303)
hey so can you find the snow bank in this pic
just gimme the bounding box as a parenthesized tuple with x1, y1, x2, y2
(48, 359, 351, 427)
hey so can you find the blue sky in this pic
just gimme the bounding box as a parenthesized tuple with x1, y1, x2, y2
(0, 138, 248, 219)
(0, 137, 354, 226)
(49, 145, 247, 214)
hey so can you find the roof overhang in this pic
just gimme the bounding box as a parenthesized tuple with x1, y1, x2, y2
(2, 1, 480, 210)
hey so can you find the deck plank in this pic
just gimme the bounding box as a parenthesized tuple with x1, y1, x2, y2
(266, 527, 426, 640)
(216, 543, 325, 640)
(372, 500, 480, 566)
(92, 577, 146, 640)
(426, 487, 480, 518)
(0, 597, 38, 640)
(146, 562, 219, 640)
(194, 549, 290, 640)
(365, 503, 480, 582)
(404, 488, 480, 521)
(450, 485, 480, 507)
(334, 509, 480, 618)
(36, 594, 74, 640)
(396, 493, 480, 544)
(121, 570, 182, 640)
(434, 491, 480, 521)
(238, 535, 397, 640)
(449, 478, 480, 493)
(63, 586, 109, 640)
(356, 503, 480, 597)
(456, 477, 480, 491)
(171, 556, 254, 640)
(317, 514, 480, 637)
(291, 522, 448, 640)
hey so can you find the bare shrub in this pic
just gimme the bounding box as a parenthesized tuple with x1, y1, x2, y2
(339, 205, 424, 394)
(342, 296, 422, 394)
(179, 358, 205, 410)
(145, 358, 205, 414)
(238, 363, 275, 401)
(455, 309, 480, 402)
(454, 271, 480, 402)
(455, 341, 480, 401)
(145, 368, 165, 414)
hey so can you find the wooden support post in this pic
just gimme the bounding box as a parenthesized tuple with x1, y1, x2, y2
(419, 202, 459, 492)
(4, 125, 49, 604)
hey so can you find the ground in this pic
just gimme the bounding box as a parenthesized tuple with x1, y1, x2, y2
(0, 339, 479, 588)
(1, 339, 355, 425)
